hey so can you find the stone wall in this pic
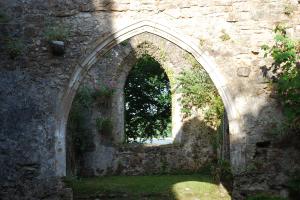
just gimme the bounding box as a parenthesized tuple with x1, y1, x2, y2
(67, 33, 215, 176)
(80, 128, 214, 177)
(0, 0, 300, 199)
(112, 137, 213, 176)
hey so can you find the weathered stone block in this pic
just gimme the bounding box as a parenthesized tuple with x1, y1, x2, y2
(237, 67, 251, 77)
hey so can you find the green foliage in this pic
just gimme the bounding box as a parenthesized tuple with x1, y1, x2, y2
(76, 86, 93, 108)
(159, 49, 167, 61)
(6, 38, 24, 59)
(0, 10, 9, 23)
(65, 174, 230, 200)
(93, 85, 114, 99)
(120, 39, 129, 46)
(68, 86, 93, 154)
(220, 30, 230, 41)
(246, 194, 287, 200)
(183, 53, 199, 67)
(164, 66, 176, 90)
(92, 84, 114, 107)
(177, 54, 224, 127)
(199, 38, 206, 47)
(124, 54, 171, 143)
(283, 4, 295, 16)
(210, 159, 232, 184)
(45, 24, 70, 41)
(261, 24, 300, 131)
(96, 117, 113, 135)
(288, 171, 300, 199)
(210, 115, 224, 152)
(179, 54, 228, 185)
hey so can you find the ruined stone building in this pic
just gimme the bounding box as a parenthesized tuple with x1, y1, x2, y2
(0, 0, 299, 199)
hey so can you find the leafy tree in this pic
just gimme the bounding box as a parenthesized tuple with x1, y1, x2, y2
(124, 54, 171, 142)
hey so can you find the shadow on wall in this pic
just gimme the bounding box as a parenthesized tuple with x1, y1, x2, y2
(2, 0, 299, 200)
(60, 1, 299, 200)
(57, 0, 239, 183)
(0, 0, 121, 199)
(65, 0, 118, 177)
(232, 95, 300, 199)
(66, 81, 218, 176)
(63, 11, 233, 198)
(113, 116, 217, 176)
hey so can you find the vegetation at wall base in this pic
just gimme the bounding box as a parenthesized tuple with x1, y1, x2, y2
(210, 159, 232, 184)
(261, 24, 300, 135)
(287, 171, 300, 199)
(246, 194, 287, 200)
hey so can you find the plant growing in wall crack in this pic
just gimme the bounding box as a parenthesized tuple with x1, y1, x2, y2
(283, 4, 295, 16)
(96, 117, 113, 136)
(93, 84, 115, 107)
(0, 9, 9, 23)
(5, 37, 24, 59)
(261, 24, 300, 133)
(45, 24, 70, 56)
(220, 30, 230, 41)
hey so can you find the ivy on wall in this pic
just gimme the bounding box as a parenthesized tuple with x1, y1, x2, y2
(175, 54, 231, 187)
(68, 84, 115, 153)
(176, 53, 224, 128)
(262, 24, 300, 132)
(67, 86, 94, 155)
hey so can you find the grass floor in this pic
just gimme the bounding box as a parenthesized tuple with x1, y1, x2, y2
(64, 174, 231, 200)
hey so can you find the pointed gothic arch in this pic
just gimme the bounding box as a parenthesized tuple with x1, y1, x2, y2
(55, 20, 244, 176)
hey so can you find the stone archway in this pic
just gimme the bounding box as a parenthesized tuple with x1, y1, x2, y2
(55, 20, 244, 176)
(110, 35, 190, 145)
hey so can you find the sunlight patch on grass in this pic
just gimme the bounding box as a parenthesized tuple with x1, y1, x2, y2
(65, 174, 231, 200)
(172, 181, 231, 200)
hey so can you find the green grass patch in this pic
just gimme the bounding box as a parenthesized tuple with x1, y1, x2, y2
(246, 194, 287, 200)
(64, 174, 231, 200)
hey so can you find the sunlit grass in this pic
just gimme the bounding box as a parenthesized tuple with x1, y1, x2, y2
(65, 174, 231, 200)
(172, 181, 230, 200)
